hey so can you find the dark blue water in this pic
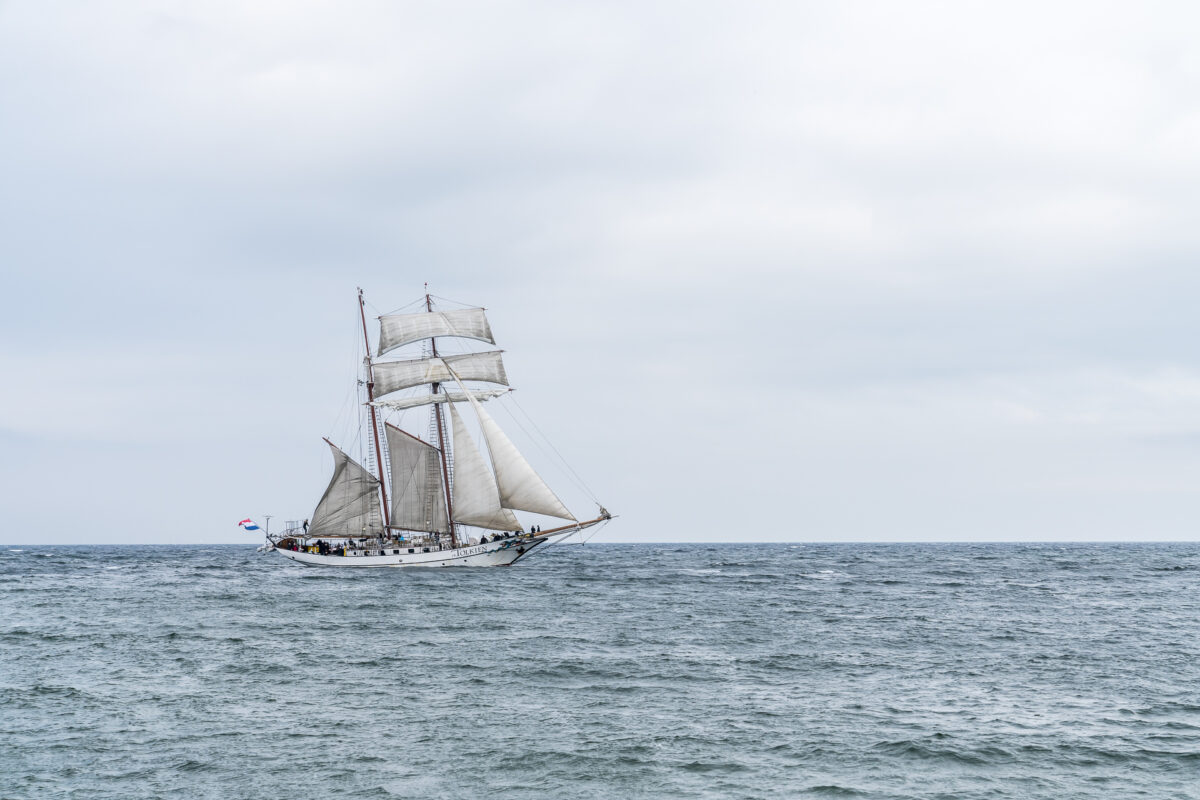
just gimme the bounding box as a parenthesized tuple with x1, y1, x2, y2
(2, 543, 1199, 799)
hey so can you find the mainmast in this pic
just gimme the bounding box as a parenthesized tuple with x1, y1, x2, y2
(358, 288, 391, 529)
(426, 289, 459, 548)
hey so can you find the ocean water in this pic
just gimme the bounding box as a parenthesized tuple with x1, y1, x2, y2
(2, 543, 1199, 799)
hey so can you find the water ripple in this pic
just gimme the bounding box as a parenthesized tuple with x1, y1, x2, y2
(1, 542, 1198, 799)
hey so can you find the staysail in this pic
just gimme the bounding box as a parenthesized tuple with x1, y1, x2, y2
(384, 424, 448, 532)
(378, 307, 495, 356)
(473, 401, 575, 520)
(371, 352, 508, 398)
(449, 370, 576, 521)
(308, 441, 384, 537)
(445, 402, 521, 531)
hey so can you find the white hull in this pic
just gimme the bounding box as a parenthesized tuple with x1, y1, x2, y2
(268, 522, 602, 568)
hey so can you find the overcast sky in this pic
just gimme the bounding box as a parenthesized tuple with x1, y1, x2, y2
(3, 1, 1200, 544)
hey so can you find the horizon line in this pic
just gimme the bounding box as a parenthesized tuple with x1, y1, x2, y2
(4, 540, 1199, 547)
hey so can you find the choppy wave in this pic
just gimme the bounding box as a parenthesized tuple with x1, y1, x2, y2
(1, 542, 1199, 799)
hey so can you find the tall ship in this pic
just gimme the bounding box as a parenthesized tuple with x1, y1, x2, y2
(260, 288, 612, 567)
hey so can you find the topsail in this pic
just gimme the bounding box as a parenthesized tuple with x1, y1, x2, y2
(378, 307, 494, 356)
(371, 352, 508, 397)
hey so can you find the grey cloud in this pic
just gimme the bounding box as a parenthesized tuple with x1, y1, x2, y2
(3, 1, 1200, 542)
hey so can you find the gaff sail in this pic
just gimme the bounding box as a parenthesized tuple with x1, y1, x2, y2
(308, 441, 384, 537)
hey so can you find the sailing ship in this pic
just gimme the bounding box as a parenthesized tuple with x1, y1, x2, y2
(261, 289, 612, 567)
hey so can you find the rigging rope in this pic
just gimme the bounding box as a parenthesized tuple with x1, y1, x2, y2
(500, 394, 602, 505)
(328, 313, 366, 453)
(427, 294, 481, 309)
(370, 294, 426, 319)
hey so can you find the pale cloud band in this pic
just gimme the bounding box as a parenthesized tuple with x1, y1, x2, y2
(2, 1, 1198, 542)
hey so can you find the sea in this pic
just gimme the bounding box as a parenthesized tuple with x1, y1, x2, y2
(2, 542, 1199, 799)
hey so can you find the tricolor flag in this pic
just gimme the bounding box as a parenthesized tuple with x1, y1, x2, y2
(238, 518, 261, 531)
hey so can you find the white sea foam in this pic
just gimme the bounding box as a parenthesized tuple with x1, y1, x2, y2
(804, 569, 853, 580)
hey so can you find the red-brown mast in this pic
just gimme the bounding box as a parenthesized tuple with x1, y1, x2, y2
(358, 288, 390, 528)
(427, 289, 459, 548)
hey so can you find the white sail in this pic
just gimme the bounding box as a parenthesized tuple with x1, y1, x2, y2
(372, 352, 508, 397)
(384, 425, 448, 532)
(372, 388, 510, 411)
(309, 441, 384, 537)
(459, 387, 576, 521)
(446, 402, 521, 531)
(378, 307, 495, 356)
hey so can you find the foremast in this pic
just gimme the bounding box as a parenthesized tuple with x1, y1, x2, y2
(425, 290, 460, 548)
